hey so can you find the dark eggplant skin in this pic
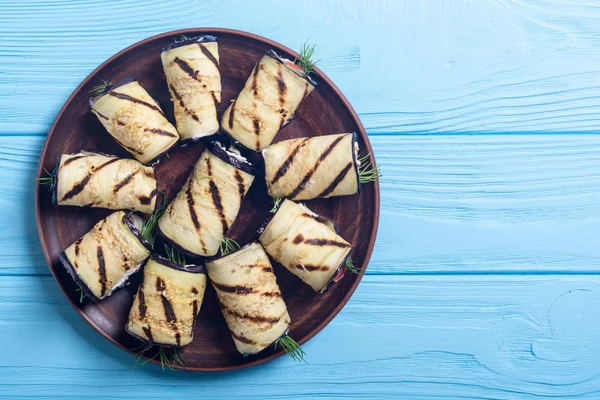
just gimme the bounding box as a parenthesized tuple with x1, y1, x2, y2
(208, 140, 256, 176)
(265, 50, 318, 87)
(149, 254, 206, 274)
(122, 212, 153, 251)
(88, 76, 136, 107)
(351, 131, 361, 195)
(59, 252, 101, 302)
(161, 35, 217, 53)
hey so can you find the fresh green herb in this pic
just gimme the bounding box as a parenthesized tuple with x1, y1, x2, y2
(345, 257, 360, 274)
(140, 193, 167, 245)
(75, 288, 87, 303)
(165, 152, 170, 159)
(36, 168, 54, 188)
(175, 35, 190, 43)
(277, 335, 306, 363)
(220, 238, 240, 256)
(294, 41, 320, 75)
(270, 198, 282, 213)
(133, 344, 184, 371)
(90, 80, 112, 97)
(358, 154, 382, 184)
(164, 244, 186, 266)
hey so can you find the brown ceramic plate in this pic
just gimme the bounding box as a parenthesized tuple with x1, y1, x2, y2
(35, 28, 380, 371)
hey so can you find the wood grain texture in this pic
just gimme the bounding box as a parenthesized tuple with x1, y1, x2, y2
(2, 0, 600, 396)
(3, 275, 600, 399)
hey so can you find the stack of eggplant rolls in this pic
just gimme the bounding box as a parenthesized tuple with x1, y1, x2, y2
(38, 35, 379, 368)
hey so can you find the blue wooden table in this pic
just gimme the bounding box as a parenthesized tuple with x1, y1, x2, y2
(3, 1, 600, 398)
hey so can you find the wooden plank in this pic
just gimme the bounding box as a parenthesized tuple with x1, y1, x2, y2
(2, 274, 600, 399)
(7, 134, 600, 276)
(2, 0, 600, 134)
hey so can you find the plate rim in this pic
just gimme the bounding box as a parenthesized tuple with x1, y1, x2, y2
(35, 27, 380, 371)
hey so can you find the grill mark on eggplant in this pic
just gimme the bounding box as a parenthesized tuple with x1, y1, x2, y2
(251, 65, 260, 95)
(93, 109, 110, 120)
(156, 277, 180, 344)
(228, 99, 236, 129)
(293, 264, 329, 272)
(261, 291, 282, 298)
(169, 83, 200, 123)
(276, 63, 286, 106)
(174, 56, 199, 80)
(138, 188, 158, 206)
(97, 247, 107, 297)
(138, 287, 147, 319)
(114, 171, 137, 193)
(222, 305, 280, 325)
(317, 162, 353, 198)
(270, 138, 309, 185)
(74, 238, 82, 256)
(192, 299, 198, 317)
(287, 135, 345, 199)
(63, 155, 86, 166)
(142, 326, 153, 342)
(253, 119, 260, 135)
(60, 157, 119, 202)
(293, 234, 304, 244)
(144, 127, 177, 138)
(207, 158, 228, 235)
(262, 267, 274, 273)
(212, 281, 254, 294)
(198, 43, 219, 70)
(234, 170, 245, 204)
(304, 238, 350, 248)
(109, 92, 165, 117)
(120, 141, 144, 155)
(230, 330, 256, 344)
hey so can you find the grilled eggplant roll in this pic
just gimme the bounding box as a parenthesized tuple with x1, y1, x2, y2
(158, 144, 255, 257)
(90, 78, 179, 164)
(161, 36, 221, 141)
(221, 50, 316, 151)
(206, 242, 290, 355)
(60, 211, 151, 300)
(54, 151, 157, 214)
(259, 199, 352, 292)
(126, 256, 207, 347)
(263, 132, 359, 200)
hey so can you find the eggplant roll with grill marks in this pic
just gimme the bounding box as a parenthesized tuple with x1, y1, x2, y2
(259, 199, 352, 292)
(221, 51, 315, 151)
(60, 211, 151, 300)
(206, 242, 290, 355)
(161, 36, 221, 141)
(263, 132, 359, 200)
(90, 78, 179, 164)
(54, 152, 157, 214)
(127, 256, 206, 346)
(158, 144, 255, 257)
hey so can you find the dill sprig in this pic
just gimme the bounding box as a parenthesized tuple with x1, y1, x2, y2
(277, 335, 306, 363)
(270, 198, 282, 213)
(358, 154, 382, 184)
(345, 257, 360, 274)
(164, 244, 186, 266)
(133, 344, 184, 371)
(220, 238, 240, 256)
(75, 288, 87, 303)
(90, 80, 112, 97)
(175, 35, 190, 43)
(36, 168, 54, 188)
(140, 193, 167, 245)
(294, 41, 320, 75)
